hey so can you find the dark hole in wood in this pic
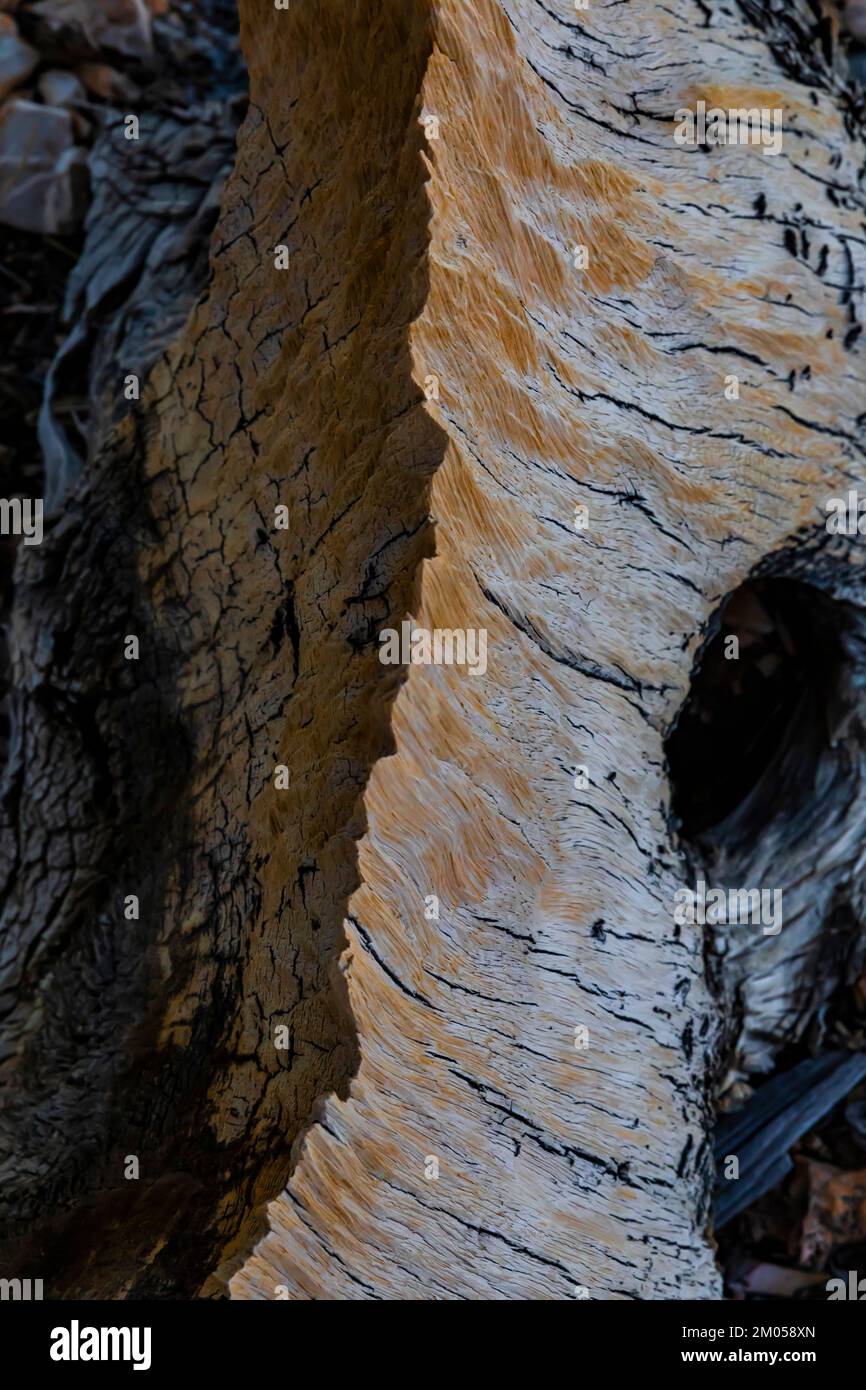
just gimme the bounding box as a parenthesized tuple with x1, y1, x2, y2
(665, 577, 847, 846)
(668, 570, 866, 1298)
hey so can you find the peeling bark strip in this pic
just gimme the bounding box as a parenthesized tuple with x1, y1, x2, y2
(1, 0, 865, 1302)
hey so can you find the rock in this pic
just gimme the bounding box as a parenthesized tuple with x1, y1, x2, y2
(0, 19, 38, 102)
(726, 1259, 829, 1299)
(76, 61, 138, 103)
(0, 99, 88, 234)
(29, 0, 153, 63)
(37, 68, 86, 107)
(847, 0, 866, 42)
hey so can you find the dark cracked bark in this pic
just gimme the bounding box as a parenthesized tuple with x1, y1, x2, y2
(0, 0, 444, 1298)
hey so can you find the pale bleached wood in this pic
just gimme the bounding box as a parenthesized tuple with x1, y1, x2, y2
(232, 0, 866, 1300)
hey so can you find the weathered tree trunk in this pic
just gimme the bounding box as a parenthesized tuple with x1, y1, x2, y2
(2, 0, 866, 1300)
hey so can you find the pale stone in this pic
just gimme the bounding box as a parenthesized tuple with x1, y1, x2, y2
(0, 99, 88, 233)
(0, 23, 38, 101)
(847, 0, 866, 41)
(30, 0, 153, 62)
(37, 68, 87, 107)
(76, 61, 138, 103)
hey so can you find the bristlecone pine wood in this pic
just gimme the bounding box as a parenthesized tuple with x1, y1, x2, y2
(1, 0, 865, 1300)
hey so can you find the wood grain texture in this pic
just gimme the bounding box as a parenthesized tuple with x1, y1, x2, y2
(2, 0, 866, 1300)
(233, 0, 866, 1300)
